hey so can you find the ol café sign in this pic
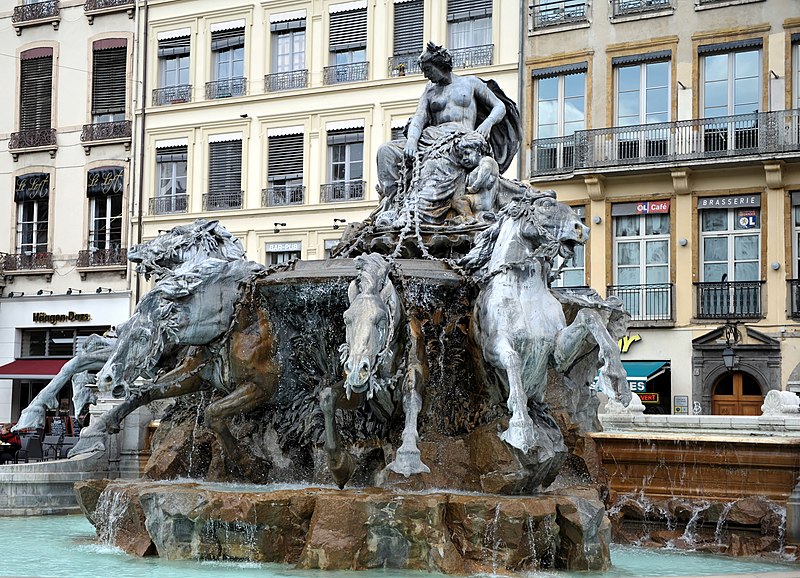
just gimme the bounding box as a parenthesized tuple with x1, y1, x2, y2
(635, 200, 669, 214)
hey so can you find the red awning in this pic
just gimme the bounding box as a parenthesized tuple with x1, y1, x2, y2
(0, 359, 68, 379)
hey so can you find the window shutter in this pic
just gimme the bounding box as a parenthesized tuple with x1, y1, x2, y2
(394, 0, 423, 56)
(209, 141, 242, 194)
(92, 46, 127, 115)
(15, 173, 50, 202)
(87, 167, 124, 198)
(329, 8, 367, 51)
(211, 28, 245, 52)
(20, 51, 53, 132)
(271, 18, 305, 32)
(327, 129, 364, 145)
(268, 134, 304, 181)
(698, 38, 762, 56)
(156, 146, 187, 162)
(158, 36, 190, 57)
(447, 0, 492, 22)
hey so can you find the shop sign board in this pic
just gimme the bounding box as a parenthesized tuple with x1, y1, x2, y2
(32, 312, 92, 325)
(674, 395, 689, 414)
(638, 393, 659, 403)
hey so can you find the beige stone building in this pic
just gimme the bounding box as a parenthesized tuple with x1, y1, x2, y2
(0, 0, 137, 424)
(526, 0, 800, 414)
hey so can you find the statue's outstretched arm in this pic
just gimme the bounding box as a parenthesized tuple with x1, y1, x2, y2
(404, 89, 431, 158)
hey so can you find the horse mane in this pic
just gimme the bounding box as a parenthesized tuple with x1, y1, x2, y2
(353, 253, 392, 295)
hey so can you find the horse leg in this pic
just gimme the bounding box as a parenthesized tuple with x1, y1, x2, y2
(387, 316, 430, 476)
(495, 343, 537, 454)
(320, 385, 356, 489)
(554, 309, 632, 406)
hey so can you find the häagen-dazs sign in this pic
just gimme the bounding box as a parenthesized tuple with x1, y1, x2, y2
(32, 312, 92, 325)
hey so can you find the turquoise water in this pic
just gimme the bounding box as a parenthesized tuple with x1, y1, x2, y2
(0, 515, 795, 578)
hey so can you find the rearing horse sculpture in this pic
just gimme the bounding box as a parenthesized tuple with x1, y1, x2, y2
(460, 190, 631, 454)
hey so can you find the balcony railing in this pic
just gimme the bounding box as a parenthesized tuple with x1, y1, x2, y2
(389, 52, 422, 77)
(531, 1, 588, 30)
(789, 279, 800, 319)
(612, 0, 672, 17)
(9, 128, 57, 151)
(203, 191, 243, 211)
(531, 109, 800, 177)
(450, 45, 494, 69)
(321, 181, 365, 202)
(80, 120, 132, 143)
(152, 85, 192, 106)
(323, 62, 369, 85)
(607, 283, 673, 322)
(265, 70, 308, 92)
(3, 252, 53, 272)
(149, 194, 188, 215)
(262, 185, 304, 207)
(12, 1, 59, 25)
(205, 77, 247, 100)
(77, 247, 127, 268)
(84, 0, 133, 10)
(695, 280, 764, 319)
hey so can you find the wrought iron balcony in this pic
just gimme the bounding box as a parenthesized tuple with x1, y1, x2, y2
(607, 283, 673, 322)
(321, 181, 365, 203)
(262, 185, 304, 207)
(388, 53, 422, 77)
(203, 191, 243, 211)
(77, 247, 127, 268)
(84, 0, 133, 23)
(9, 128, 57, 156)
(612, 0, 672, 17)
(265, 70, 308, 92)
(152, 85, 192, 106)
(695, 280, 764, 320)
(789, 279, 800, 319)
(697, 0, 734, 5)
(12, 1, 60, 32)
(323, 62, 369, 85)
(149, 194, 188, 215)
(531, 109, 800, 177)
(531, 0, 588, 30)
(205, 77, 247, 100)
(80, 120, 132, 143)
(450, 45, 494, 69)
(3, 252, 53, 272)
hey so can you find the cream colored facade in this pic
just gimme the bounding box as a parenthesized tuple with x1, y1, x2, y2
(136, 0, 521, 266)
(526, 0, 800, 414)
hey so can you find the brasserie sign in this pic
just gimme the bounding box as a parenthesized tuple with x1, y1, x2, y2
(32, 312, 92, 324)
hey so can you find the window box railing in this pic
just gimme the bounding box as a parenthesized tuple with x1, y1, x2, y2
(607, 283, 673, 322)
(3, 252, 53, 272)
(77, 247, 127, 268)
(389, 52, 422, 77)
(149, 194, 188, 215)
(321, 181, 365, 202)
(205, 77, 247, 100)
(531, 0, 589, 30)
(84, 0, 134, 23)
(9, 128, 57, 160)
(323, 62, 369, 85)
(262, 185, 304, 207)
(789, 279, 800, 319)
(80, 120, 132, 143)
(695, 280, 764, 319)
(12, 0, 60, 33)
(450, 45, 494, 69)
(152, 85, 192, 106)
(265, 70, 308, 92)
(531, 109, 800, 177)
(612, 0, 672, 17)
(203, 191, 243, 211)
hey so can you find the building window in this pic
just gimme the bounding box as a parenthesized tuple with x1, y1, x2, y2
(700, 41, 761, 152)
(266, 132, 304, 206)
(614, 53, 670, 159)
(86, 167, 123, 253)
(390, 0, 424, 76)
(91, 40, 127, 123)
(153, 145, 188, 214)
(532, 64, 586, 172)
(612, 202, 671, 320)
(794, 195, 800, 278)
(155, 34, 190, 105)
(14, 173, 49, 256)
(326, 6, 368, 84)
(266, 242, 301, 265)
(273, 20, 305, 74)
(447, 0, 491, 50)
(698, 195, 762, 318)
(19, 48, 53, 133)
(794, 37, 800, 109)
(206, 138, 242, 210)
(552, 207, 586, 287)
(325, 129, 364, 202)
(208, 26, 246, 98)
(21, 327, 109, 358)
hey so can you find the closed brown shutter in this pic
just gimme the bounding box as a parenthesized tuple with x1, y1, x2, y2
(329, 8, 367, 51)
(394, 0, 424, 56)
(209, 140, 242, 194)
(20, 49, 53, 131)
(268, 134, 304, 181)
(92, 45, 127, 115)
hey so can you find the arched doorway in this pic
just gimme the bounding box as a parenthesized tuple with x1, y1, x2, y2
(711, 371, 763, 415)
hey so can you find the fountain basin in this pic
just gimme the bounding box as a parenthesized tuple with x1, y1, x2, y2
(75, 479, 612, 574)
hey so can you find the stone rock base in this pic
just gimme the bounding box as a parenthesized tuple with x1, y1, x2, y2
(75, 480, 611, 574)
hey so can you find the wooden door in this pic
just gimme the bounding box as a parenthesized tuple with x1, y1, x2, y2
(711, 372, 763, 415)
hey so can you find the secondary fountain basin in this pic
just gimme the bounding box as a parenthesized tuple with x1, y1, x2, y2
(0, 514, 796, 578)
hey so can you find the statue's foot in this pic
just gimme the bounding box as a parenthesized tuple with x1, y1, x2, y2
(69, 434, 106, 457)
(500, 417, 537, 454)
(386, 445, 430, 477)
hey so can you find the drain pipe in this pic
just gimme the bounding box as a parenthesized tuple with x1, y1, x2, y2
(516, 0, 526, 182)
(134, 0, 149, 305)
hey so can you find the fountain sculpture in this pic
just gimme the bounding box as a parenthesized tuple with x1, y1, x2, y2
(18, 43, 635, 574)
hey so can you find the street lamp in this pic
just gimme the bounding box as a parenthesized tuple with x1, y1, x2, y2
(721, 322, 740, 372)
(722, 346, 736, 371)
